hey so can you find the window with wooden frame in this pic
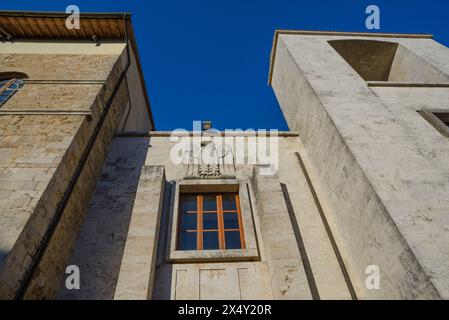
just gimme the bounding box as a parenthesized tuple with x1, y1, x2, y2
(0, 78, 24, 107)
(177, 193, 245, 251)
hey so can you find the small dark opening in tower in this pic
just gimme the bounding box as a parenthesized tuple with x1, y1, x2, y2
(434, 113, 449, 128)
(328, 39, 449, 83)
(418, 110, 449, 138)
(328, 39, 399, 81)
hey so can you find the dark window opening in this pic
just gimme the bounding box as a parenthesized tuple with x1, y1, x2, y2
(177, 193, 245, 251)
(434, 113, 449, 127)
(419, 111, 449, 138)
(328, 39, 449, 83)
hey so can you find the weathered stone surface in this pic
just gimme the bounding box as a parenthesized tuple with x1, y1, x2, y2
(56, 137, 150, 299)
(0, 54, 119, 80)
(113, 165, 165, 300)
(0, 115, 84, 279)
(2, 84, 104, 111)
(22, 78, 129, 299)
(271, 32, 449, 299)
(106, 135, 353, 300)
(168, 262, 273, 300)
(5, 28, 448, 301)
(252, 166, 312, 299)
(0, 46, 129, 299)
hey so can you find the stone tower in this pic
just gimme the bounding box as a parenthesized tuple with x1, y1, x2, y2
(269, 30, 449, 299)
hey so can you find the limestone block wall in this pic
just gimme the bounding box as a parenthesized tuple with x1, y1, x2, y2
(22, 80, 129, 299)
(147, 136, 282, 300)
(56, 137, 150, 300)
(0, 44, 130, 299)
(0, 53, 120, 80)
(0, 115, 85, 298)
(114, 166, 165, 300)
(1, 84, 104, 112)
(270, 33, 449, 298)
(57, 134, 354, 300)
(252, 166, 312, 299)
(146, 135, 354, 299)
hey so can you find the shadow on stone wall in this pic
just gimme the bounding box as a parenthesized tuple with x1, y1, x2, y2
(56, 137, 150, 300)
(152, 181, 174, 300)
(0, 251, 7, 269)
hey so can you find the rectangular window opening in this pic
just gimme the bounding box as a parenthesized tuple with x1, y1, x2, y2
(177, 193, 245, 251)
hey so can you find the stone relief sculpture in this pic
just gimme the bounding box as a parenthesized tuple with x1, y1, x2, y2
(184, 139, 236, 179)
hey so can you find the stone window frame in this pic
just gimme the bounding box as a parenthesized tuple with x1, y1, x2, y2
(166, 178, 260, 263)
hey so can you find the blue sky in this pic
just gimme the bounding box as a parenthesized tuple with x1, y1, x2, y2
(1, 1, 449, 130)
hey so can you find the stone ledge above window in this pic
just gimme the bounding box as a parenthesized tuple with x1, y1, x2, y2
(165, 178, 260, 263)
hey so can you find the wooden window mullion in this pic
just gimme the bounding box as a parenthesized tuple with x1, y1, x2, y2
(197, 195, 203, 250)
(217, 195, 225, 249)
(0, 79, 15, 95)
(178, 192, 244, 251)
(235, 194, 246, 249)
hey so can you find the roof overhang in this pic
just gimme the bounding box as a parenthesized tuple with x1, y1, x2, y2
(268, 29, 434, 86)
(0, 10, 133, 40)
(0, 10, 156, 130)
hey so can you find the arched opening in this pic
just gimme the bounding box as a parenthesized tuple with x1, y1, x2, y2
(0, 71, 29, 81)
(328, 39, 449, 83)
(328, 39, 399, 81)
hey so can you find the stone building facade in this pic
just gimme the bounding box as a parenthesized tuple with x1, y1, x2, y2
(1, 12, 449, 300)
(0, 12, 153, 299)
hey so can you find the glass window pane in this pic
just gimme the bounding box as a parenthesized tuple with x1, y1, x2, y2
(203, 213, 218, 230)
(179, 232, 197, 250)
(203, 195, 217, 211)
(203, 232, 219, 250)
(222, 194, 237, 211)
(180, 195, 197, 212)
(223, 213, 239, 229)
(180, 214, 197, 231)
(225, 231, 242, 249)
(12, 80, 24, 89)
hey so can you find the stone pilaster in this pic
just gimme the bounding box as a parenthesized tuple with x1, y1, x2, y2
(252, 166, 312, 299)
(114, 165, 166, 300)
